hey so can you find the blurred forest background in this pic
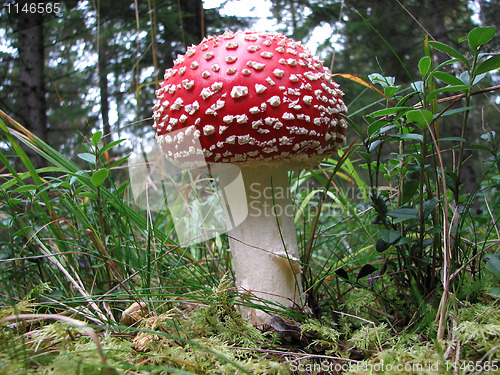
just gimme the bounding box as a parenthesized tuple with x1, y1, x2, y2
(1, 0, 498, 172)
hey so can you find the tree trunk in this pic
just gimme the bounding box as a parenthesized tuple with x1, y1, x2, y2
(424, 0, 476, 194)
(15, 0, 47, 168)
(425, 0, 449, 42)
(179, 0, 205, 42)
(98, 29, 111, 145)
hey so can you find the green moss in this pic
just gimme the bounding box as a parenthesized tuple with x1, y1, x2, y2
(341, 289, 376, 317)
(456, 321, 500, 355)
(25, 322, 85, 353)
(301, 319, 342, 354)
(0, 330, 38, 374)
(0, 324, 128, 375)
(3, 280, 498, 374)
(189, 275, 268, 348)
(45, 337, 128, 375)
(458, 302, 500, 324)
(125, 276, 288, 374)
(456, 275, 493, 302)
(346, 343, 446, 375)
(349, 323, 393, 352)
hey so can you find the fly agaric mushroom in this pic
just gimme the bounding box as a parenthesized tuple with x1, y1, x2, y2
(152, 30, 347, 326)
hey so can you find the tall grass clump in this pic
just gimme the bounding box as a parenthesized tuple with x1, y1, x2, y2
(0, 26, 499, 374)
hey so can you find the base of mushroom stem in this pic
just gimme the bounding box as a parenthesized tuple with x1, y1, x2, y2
(237, 303, 282, 327)
(218, 164, 308, 327)
(235, 294, 310, 327)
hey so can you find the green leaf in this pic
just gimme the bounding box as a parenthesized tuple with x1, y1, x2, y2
(335, 268, 349, 280)
(472, 73, 487, 86)
(369, 73, 395, 88)
(78, 153, 96, 165)
(466, 145, 493, 151)
(484, 254, 500, 279)
(78, 192, 98, 200)
(92, 131, 102, 147)
(411, 81, 424, 93)
(108, 153, 131, 169)
(440, 106, 474, 117)
(377, 124, 401, 135)
(422, 197, 440, 219)
(434, 57, 461, 72)
(376, 237, 390, 252)
(13, 227, 32, 237)
(436, 137, 467, 142)
(376, 230, 401, 252)
(99, 138, 126, 156)
(368, 139, 383, 152)
(396, 133, 424, 142)
(419, 56, 432, 77)
(402, 180, 419, 205)
(387, 208, 419, 220)
(459, 71, 471, 85)
(428, 41, 469, 66)
(380, 229, 401, 243)
(468, 26, 496, 51)
(369, 107, 411, 118)
(426, 85, 470, 102)
(444, 170, 460, 194)
(12, 185, 37, 194)
(357, 264, 378, 281)
(7, 198, 22, 206)
(396, 92, 418, 108)
(480, 131, 496, 143)
(474, 54, 500, 75)
(367, 119, 390, 136)
(432, 71, 465, 85)
(489, 287, 500, 297)
(91, 169, 109, 187)
(406, 109, 434, 130)
(358, 151, 371, 163)
(372, 195, 387, 216)
(339, 114, 364, 139)
(384, 86, 400, 98)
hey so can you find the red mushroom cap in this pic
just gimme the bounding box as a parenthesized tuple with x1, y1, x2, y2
(153, 30, 347, 168)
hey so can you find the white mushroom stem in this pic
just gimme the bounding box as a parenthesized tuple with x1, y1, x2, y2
(218, 164, 306, 326)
